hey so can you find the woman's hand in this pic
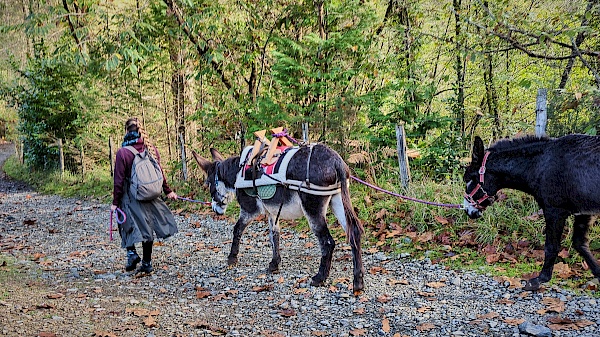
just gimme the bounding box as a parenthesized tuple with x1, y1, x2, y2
(166, 191, 178, 200)
(110, 204, 117, 212)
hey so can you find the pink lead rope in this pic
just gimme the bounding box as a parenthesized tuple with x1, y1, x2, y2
(109, 208, 127, 241)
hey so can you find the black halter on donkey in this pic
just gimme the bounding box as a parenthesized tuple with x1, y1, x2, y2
(464, 135, 600, 291)
(193, 142, 366, 295)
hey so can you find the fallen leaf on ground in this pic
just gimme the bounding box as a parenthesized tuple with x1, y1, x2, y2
(196, 290, 211, 299)
(36, 303, 55, 309)
(558, 248, 570, 259)
(349, 328, 366, 336)
(186, 321, 228, 334)
(416, 291, 435, 297)
(46, 293, 64, 299)
(416, 232, 434, 243)
(376, 294, 392, 303)
(548, 316, 596, 331)
(477, 312, 500, 320)
(369, 266, 388, 274)
(37, 332, 56, 337)
(537, 297, 565, 314)
(252, 284, 274, 292)
(415, 323, 435, 331)
(353, 307, 365, 314)
(554, 262, 575, 279)
(382, 318, 390, 332)
(279, 309, 296, 317)
(387, 278, 409, 286)
(493, 276, 524, 289)
(425, 281, 446, 289)
(434, 215, 449, 224)
(32, 252, 45, 261)
(503, 318, 525, 325)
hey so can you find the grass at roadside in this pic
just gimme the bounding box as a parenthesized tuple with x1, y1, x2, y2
(0, 254, 25, 300)
(3, 155, 599, 295)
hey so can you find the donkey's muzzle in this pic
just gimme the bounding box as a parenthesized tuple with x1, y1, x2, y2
(466, 208, 482, 219)
(463, 199, 483, 219)
(211, 201, 226, 215)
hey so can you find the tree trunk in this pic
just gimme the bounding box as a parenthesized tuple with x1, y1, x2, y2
(484, 53, 500, 139)
(169, 36, 186, 147)
(453, 0, 465, 136)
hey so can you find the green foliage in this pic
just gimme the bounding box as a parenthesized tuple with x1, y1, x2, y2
(412, 130, 464, 180)
(267, 0, 380, 149)
(3, 156, 113, 202)
(547, 89, 600, 136)
(1, 49, 98, 169)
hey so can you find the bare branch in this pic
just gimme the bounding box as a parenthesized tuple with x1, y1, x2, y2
(571, 37, 600, 88)
(163, 0, 239, 100)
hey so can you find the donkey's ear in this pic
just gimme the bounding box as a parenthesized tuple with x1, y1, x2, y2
(192, 151, 212, 173)
(472, 136, 485, 165)
(210, 148, 225, 162)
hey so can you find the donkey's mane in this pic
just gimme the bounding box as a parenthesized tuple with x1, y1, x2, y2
(489, 135, 551, 154)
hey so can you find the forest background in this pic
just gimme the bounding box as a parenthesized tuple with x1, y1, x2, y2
(1, 0, 600, 288)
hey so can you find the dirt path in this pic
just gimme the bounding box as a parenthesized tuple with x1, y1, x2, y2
(1, 142, 599, 337)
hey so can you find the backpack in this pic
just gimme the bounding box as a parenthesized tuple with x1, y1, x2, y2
(125, 146, 164, 201)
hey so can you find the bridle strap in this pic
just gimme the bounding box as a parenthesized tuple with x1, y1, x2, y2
(479, 151, 490, 183)
(465, 151, 495, 209)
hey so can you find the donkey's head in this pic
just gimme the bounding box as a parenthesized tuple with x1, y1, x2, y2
(463, 136, 500, 219)
(192, 148, 235, 215)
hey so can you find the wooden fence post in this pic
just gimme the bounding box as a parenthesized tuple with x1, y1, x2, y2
(395, 123, 410, 188)
(179, 133, 188, 181)
(80, 144, 85, 182)
(20, 141, 24, 164)
(535, 88, 548, 137)
(14, 142, 19, 163)
(109, 137, 114, 177)
(58, 138, 64, 179)
(302, 122, 309, 143)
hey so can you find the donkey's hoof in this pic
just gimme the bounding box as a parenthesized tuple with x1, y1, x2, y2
(267, 263, 280, 274)
(523, 278, 541, 291)
(352, 289, 364, 297)
(227, 256, 238, 266)
(310, 276, 327, 287)
(353, 279, 364, 296)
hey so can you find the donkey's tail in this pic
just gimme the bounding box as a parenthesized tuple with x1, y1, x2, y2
(336, 163, 364, 247)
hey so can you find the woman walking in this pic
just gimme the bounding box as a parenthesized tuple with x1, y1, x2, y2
(111, 117, 178, 273)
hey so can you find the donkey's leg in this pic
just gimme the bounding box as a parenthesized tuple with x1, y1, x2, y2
(302, 195, 335, 287)
(309, 216, 335, 287)
(524, 208, 569, 291)
(228, 209, 259, 266)
(267, 214, 281, 273)
(572, 215, 600, 280)
(330, 193, 365, 294)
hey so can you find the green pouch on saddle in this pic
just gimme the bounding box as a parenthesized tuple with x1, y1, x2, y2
(243, 185, 277, 199)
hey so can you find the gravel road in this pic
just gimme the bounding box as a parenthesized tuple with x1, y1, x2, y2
(0, 142, 599, 337)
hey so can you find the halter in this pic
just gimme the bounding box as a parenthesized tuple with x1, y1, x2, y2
(464, 151, 496, 210)
(212, 161, 229, 205)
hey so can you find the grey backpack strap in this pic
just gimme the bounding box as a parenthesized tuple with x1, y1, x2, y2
(124, 146, 139, 155)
